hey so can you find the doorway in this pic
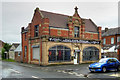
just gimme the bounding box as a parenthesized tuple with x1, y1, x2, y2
(74, 50, 80, 64)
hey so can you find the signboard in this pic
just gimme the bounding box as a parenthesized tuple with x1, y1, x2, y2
(74, 50, 81, 52)
(48, 37, 100, 44)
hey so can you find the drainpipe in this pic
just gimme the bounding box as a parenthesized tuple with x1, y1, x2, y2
(40, 38, 42, 64)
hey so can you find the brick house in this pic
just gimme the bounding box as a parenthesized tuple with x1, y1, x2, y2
(9, 43, 19, 60)
(102, 27, 120, 59)
(21, 7, 102, 66)
(14, 44, 22, 62)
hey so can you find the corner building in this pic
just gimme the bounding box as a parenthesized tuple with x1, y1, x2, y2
(21, 7, 102, 66)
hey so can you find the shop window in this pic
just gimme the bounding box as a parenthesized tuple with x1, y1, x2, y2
(34, 25, 39, 37)
(111, 37, 114, 44)
(83, 47, 99, 61)
(48, 45, 71, 62)
(74, 26, 79, 37)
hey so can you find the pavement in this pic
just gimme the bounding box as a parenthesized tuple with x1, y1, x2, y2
(1, 61, 120, 79)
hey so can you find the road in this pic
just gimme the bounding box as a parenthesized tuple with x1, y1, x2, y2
(1, 61, 120, 79)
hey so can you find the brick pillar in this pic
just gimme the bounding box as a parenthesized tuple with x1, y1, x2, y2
(21, 27, 24, 62)
(81, 23, 85, 39)
(42, 18, 49, 36)
(68, 22, 73, 37)
(98, 26, 102, 59)
(28, 23, 31, 63)
(41, 38, 48, 66)
(98, 26, 102, 40)
(118, 49, 120, 60)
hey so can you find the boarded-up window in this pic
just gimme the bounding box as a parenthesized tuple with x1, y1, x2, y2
(33, 47, 39, 60)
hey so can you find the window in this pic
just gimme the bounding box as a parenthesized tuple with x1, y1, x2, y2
(34, 25, 39, 37)
(48, 45, 71, 62)
(103, 38, 106, 45)
(74, 26, 79, 37)
(33, 47, 39, 60)
(83, 47, 99, 61)
(117, 37, 120, 42)
(24, 46, 27, 58)
(18, 52, 21, 56)
(111, 37, 114, 44)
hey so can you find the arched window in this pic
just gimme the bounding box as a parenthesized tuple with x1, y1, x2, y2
(83, 47, 99, 61)
(48, 45, 71, 62)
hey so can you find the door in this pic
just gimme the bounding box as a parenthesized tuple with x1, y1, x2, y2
(74, 52, 80, 64)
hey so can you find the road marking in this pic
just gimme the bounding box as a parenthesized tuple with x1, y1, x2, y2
(75, 74, 83, 77)
(32, 76, 39, 78)
(68, 72, 74, 75)
(9, 69, 20, 74)
(57, 70, 62, 72)
(110, 74, 119, 77)
(62, 71, 67, 73)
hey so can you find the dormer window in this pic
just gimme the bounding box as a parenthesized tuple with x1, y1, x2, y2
(74, 26, 79, 37)
(34, 25, 39, 37)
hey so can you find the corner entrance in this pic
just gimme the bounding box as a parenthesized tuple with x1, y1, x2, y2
(74, 50, 80, 64)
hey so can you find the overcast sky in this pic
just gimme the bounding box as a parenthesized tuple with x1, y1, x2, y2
(1, 0, 119, 43)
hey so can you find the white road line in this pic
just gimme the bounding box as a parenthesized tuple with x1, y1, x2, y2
(9, 69, 20, 74)
(62, 71, 67, 73)
(32, 76, 39, 78)
(68, 72, 74, 75)
(110, 74, 119, 77)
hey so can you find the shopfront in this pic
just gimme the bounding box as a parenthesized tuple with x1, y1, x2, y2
(40, 37, 101, 65)
(21, 7, 102, 66)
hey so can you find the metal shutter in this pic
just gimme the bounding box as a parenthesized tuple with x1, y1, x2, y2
(33, 48, 39, 59)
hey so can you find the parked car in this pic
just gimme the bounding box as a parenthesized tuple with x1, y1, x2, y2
(89, 58, 120, 72)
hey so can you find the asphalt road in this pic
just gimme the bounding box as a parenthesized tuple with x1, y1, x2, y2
(1, 61, 120, 79)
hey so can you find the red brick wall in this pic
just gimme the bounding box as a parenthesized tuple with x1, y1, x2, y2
(15, 52, 21, 62)
(84, 33, 98, 40)
(22, 32, 29, 63)
(102, 35, 120, 46)
(50, 29, 68, 37)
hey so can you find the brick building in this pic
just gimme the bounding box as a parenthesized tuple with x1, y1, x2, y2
(21, 7, 102, 66)
(14, 44, 22, 62)
(9, 43, 19, 60)
(102, 27, 120, 59)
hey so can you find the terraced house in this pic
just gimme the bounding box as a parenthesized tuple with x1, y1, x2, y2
(21, 7, 102, 66)
(102, 27, 120, 60)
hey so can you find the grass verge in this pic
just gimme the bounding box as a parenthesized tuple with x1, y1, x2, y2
(2, 59, 15, 62)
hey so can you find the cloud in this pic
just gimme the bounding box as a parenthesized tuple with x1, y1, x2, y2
(2, 2, 118, 43)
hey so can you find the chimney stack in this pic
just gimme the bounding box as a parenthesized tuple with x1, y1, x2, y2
(105, 28, 108, 32)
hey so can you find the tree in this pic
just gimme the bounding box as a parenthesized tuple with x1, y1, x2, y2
(3, 43, 12, 59)
(2, 48, 5, 59)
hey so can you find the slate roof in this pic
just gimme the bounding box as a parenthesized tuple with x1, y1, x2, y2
(83, 19, 98, 32)
(41, 10, 69, 29)
(40, 10, 98, 32)
(14, 44, 22, 52)
(102, 27, 120, 37)
(12, 43, 20, 48)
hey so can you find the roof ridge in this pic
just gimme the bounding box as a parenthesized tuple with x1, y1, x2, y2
(40, 10, 69, 17)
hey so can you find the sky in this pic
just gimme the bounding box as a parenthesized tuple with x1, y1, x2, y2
(1, 0, 120, 43)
